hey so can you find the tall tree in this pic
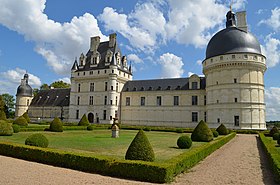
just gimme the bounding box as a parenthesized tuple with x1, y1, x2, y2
(40, 84, 49, 90)
(0, 95, 7, 120)
(1, 93, 15, 119)
(50, 81, 71, 88)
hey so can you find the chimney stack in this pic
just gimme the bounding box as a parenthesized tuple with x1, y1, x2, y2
(236, 11, 248, 32)
(109, 33, 117, 48)
(90, 36, 100, 51)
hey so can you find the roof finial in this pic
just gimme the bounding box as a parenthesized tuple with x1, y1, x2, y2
(230, 0, 233, 11)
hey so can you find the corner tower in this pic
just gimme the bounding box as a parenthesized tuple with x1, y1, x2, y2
(15, 73, 33, 117)
(203, 10, 266, 129)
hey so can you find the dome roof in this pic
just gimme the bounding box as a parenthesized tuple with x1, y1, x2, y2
(205, 10, 262, 59)
(16, 84, 33, 97)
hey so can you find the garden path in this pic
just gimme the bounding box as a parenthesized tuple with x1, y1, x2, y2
(0, 134, 277, 185)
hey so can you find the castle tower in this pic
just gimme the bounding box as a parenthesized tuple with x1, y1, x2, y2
(203, 10, 266, 129)
(15, 73, 34, 117)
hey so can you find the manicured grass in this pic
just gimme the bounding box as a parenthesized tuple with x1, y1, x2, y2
(0, 130, 206, 161)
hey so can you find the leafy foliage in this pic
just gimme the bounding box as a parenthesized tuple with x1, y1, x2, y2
(176, 128, 184, 133)
(270, 126, 279, 137)
(50, 81, 71, 89)
(0, 95, 7, 120)
(12, 124, 20, 133)
(177, 135, 192, 149)
(216, 124, 228, 135)
(25, 133, 49, 148)
(49, 117, 63, 132)
(212, 130, 219, 137)
(125, 130, 155, 162)
(1, 93, 15, 118)
(22, 112, 30, 123)
(78, 114, 90, 126)
(87, 125, 94, 131)
(273, 133, 280, 140)
(191, 120, 213, 142)
(0, 120, 13, 136)
(13, 116, 28, 126)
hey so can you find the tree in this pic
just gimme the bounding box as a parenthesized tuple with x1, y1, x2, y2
(0, 95, 7, 120)
(50, 81, 71, 89)
(1, 93, 15, 118)
(40, 84, 49, 90)
(33, 88, 39, 96)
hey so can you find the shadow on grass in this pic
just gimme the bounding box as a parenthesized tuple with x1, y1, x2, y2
(255, 136, 279, 185)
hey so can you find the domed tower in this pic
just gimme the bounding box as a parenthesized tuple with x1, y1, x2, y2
(202, 10, 266, 129)
(15, 73, 34, 117)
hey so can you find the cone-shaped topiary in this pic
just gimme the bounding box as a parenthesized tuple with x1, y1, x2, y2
(125, 130, 155, 162)
(0, 120, 13, 136)
(25, 133, 49, 148)
(22, 112, 30, 123)
(191, 120, 213, 142)
(216, 124, 228, 135)
(78, 114, 90, 126)
(49, 117, 63, 132)
(12, 124, 20, 133)
(177, 135, 192, 149)
(13, 116, 28, 126)
(270, 126, 279, 137)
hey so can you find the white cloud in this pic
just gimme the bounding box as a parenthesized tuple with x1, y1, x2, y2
(0, 68, 41, 95)
(159, 53, 184, 78)
(188, 72, 194, 77)
(196, 60, 203, 66)
(265, 87, 280, 121)
(0, 0, 106, 75)
(258, 7, 280, 32)
(261, 35, 280, 68)
(127, 54, 143, 64)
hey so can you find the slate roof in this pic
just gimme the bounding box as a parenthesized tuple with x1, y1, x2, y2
(30, 88, 70, 107)
(122, 77, 206, 92)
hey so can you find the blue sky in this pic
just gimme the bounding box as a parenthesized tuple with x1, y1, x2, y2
(0, 0, 279, 120)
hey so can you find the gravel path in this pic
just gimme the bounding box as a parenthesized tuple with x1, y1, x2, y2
(0, 134, 277, 185)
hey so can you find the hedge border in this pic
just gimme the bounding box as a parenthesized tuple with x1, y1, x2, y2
(0, 133, 235, 183)
(259, 133, 280, 182)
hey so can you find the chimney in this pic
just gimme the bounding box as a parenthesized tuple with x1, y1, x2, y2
(109, 33, 117, 48)
(90, 36, 100, 51)
(236, 11, 248, 32)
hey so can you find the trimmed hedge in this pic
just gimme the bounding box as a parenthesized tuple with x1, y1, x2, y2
(259, 133, 280, 182)
(270, 126, 279, 137)
(12, 124, 20, 133)
(22, 112, 31, 123)
(216, 124, 228, 135)
(0, 120, 13, 136)
(177, 135, 192, 149)
(191, 120, 213, 142)
(78, 114, 90, 126)
(212, 130, 219, 137)
(25, 133, 49, 148)
(49, 117, 63, 132)
(87, 125, 94, 131)
(0, 133, 235, 183)
(13, 116, 28, 127)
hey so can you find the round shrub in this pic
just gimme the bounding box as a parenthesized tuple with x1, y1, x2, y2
(25, 133, 49, 148)
(125, 130, 155, 162)
(49, 117, 63, 132)
(216, 124, 228, 135)
(176, 128, 184, 133)
(87, 125, 94, 131)
(191, 120, 213, 142)
(212, 130, 219, 137)
(270, 126, 279, 137)
(22, 112, 30, 123)
(13, 116, 28, 126)
(273, 133, 280, 140)
(12, 124, 20, 133)
(177, 135, 192, 149)
(0, 120, 13, 136)
(78, 114, 90, 126)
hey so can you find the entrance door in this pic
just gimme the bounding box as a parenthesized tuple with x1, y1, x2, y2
(234, 116, 239, 126)
(88, 113, 94, 123)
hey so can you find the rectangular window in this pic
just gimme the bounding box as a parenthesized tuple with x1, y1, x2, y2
(103, 110, 106, 120)
(115, 110, 118, 118)
(78, 84, 81, 92)
(204, 95, 207, 105)
(234, 78, 237, 83)
(192, 82, 198, 89)
(192, 112, 198, 122)
(234, 116, 240, 126)
(105, 82, 108, 91)
(76, 110, 79, 119)
(116, 83, 119, 92)
(174, 96, 179, 106)
(111, 86, 114, 91)
(156, 96, 162, 106)
(141, 97, 145, 106)
(90, 82, 94, 92)
(77, 96, 80, 105)
(89, 96, 94, 105)
(110, 100, 113, 105)
(217, 118, 220, 123)
(234, 98, 238, 102)
(220, 56, 223, 60)
(232, 55, 235, 59)
(192, 96, 198, 105)
(104, 96, 107, 105)
(126, 97, 130, 106)
(115, 96, 118, 105)
(204, 112, 207, 122)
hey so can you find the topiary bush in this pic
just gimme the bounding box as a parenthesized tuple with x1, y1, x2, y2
(49, 117, 63, 132)
(13, 116, 28, 126)
(87, 125, 94, 131)
(216, 124, 228, 135)
(125, 130, 155, 162)
(0, 120, 13, 136)
(12, 124, 20, 133)
(78, 114, 90, 126)
(22, 112, 30, 123)
(269, 126, 279, 137)
(25, 133, 49, 148)
(273, 133, 280, 141)
(212, 130, 219, 137)
(177, 135, 192, 149)
(191, 120, 213, 142)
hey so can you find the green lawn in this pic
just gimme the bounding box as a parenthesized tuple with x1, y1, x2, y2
(0, 130, 208, 161)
